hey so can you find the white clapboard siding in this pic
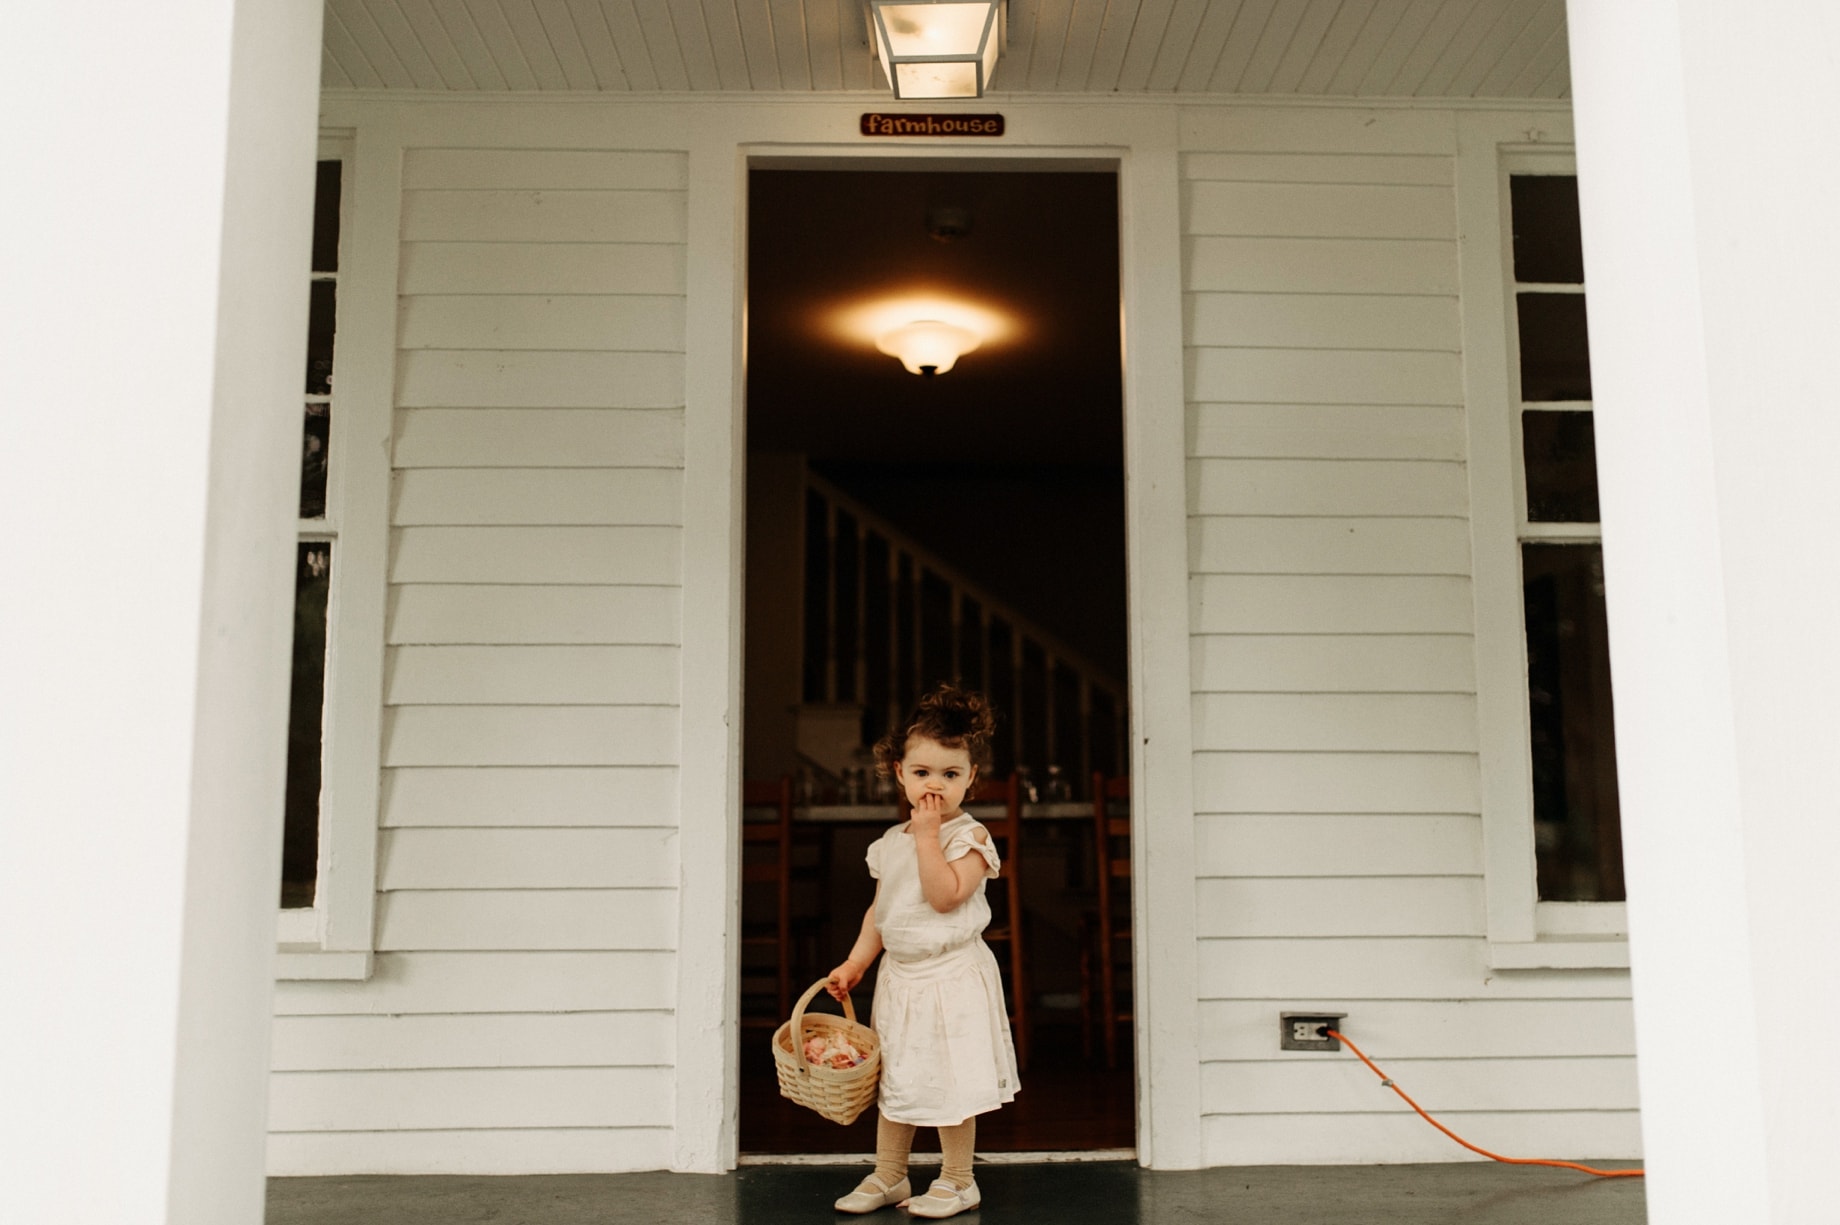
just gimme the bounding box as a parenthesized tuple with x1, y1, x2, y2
(268, 1128, 673, 1176)
(1190, 575, 1476, 634)
(389, 584, 681, 645)
(1192, 752, 1480, 814)
(1196, 877, 1483, 939)
(393, 468, 683, 526)
(1182, 152, 1455, 186)
(386, 645, 681, 705)
(400, 190, 687, 242)
(1192, 693, 1479, 753)
(275, 952, 675, 1015)
(1196, 814, 1483, 878)
(270, 1066, 674, 1131)
(1188, 348, 1465, 406)
(1185, 237, 1459, 295)
(394, 409, 685, 468)
(380, 766, 679, 828)
(1199, 1000, 1638, 1061)
(379, 828, 679, 889)
(1186, 292, 1460, 351)
(375, 889, 678, 951)
(1196, 938, 1633, 1002)
(395, 350, 684, 409)
(390, 526, 681, 585)
(1202, 1112, 1643, 1166)
(1188, 404, 1468, 462)
(1190, 634, 1477, 694)
(1186, 460, 1470, 517)
(382, 705, 680, 767)
(1203, 1056, 1640, 1114)
(398, 295, 688, 353)
(402, 149, 688, 191)
(399, 242, 686, 295)
(1184, 182, 1456, 239)
(1190, 517, 1473, 576)
(270, 1010, 674, 1071)
(1179, 107, 1457, 155)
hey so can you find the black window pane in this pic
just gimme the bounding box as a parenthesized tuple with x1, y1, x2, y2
(1523, 542, 1625, 903)
(306, 280, 337, 396)
(300, 404, 330, 519)
(1517, 292, 1592, 401)
(1510, 174, 1584, 284)
(281, 543, 332, 909)
(312, 160, 342, 272)
(1523, 410, 1600, 522)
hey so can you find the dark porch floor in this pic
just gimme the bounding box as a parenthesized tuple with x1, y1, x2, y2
(268, 1160, 1647, 1224)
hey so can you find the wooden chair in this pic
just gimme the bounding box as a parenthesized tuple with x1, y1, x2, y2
(740, 775, 796, 1026)
(973, 771, 1031, 1071)
(1080, 771, 1131, 1068)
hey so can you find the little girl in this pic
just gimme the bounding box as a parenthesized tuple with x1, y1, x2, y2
(825, 684, 1019, 1219)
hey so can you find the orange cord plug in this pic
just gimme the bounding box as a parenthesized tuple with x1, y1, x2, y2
(1324, 1029, 1644, 1180)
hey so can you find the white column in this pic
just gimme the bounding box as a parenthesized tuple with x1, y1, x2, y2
(1566, 3, 1840, 1221)
(0, 3, 324, 1222)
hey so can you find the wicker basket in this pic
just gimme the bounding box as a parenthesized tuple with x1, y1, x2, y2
(772, 978, 881, 1126)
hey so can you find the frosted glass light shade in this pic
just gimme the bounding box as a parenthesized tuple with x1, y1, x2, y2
(870, 0, 1001, 100)
(875, 320, 981, 375)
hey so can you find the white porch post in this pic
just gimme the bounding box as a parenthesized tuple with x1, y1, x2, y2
(2, 2, 324, 1222)
(1566, 3, 1840, 1221)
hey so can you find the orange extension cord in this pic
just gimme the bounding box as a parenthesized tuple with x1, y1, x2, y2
(1325, 1029, 1644, 1180)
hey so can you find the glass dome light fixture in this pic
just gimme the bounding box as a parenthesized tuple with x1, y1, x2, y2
(869, 0, 1004, 100)
(876, 319, 981, 376)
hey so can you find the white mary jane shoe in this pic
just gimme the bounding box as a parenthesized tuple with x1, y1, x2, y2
(901, 1178, 981, 1219)
(834, 1173, 911, 1214)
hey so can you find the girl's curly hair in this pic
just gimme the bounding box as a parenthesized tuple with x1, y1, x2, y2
(873, 683, 997, 775)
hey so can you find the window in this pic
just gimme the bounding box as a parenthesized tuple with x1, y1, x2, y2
(1457, 119, 1628, 969)
(274, 133, 388, 979)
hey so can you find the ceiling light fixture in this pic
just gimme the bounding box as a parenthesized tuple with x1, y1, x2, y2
(869, 0, 1004, 100)
(876, 320, 981, 376)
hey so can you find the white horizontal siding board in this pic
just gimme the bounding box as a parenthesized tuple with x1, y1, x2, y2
(1193, 693, 1479, 753)
(1195, 813, 1483, 877)
(1189, 633, 1477, 694)
(273, 951, 674, 1015)
(393, 469, 683, 527)
(1197, 936, 1631, 1001)
(267, 1128, 674, 1176)
(396, 350, 684, 410)
(398, 295, 687, 352)
(1198, 1000, 1637, 1061)
(1189, 575, 1475, 634)
(269, 1067, 673, 1131)
(398, 242, 687, 295)
(1186, 293, 1460, 351)
(1189, 516, 1473, 576)
(387, 584, 681, 645)
(389, 525, 681, 585)
(270, 1010, 675, 1071)
(1186, 237, 1458, 295)
(1187, 459, 1470, 516)
(1179, 106, 1456, 155)
(400, 190, 687, 243)
(401, 150, 689, 192)
(1196, 876, 1483, 938)
(1183, 152, 1454, 186)
(1192, 750, 1480, 814)
(382, 705, 680, 767)
(1184, 182, 1455, 240)
(394, 408, 684, 469)
(386, 644, 681, 705)
(1187, 348, 1464, 406)
(1201, 1112, 1642, 1166)
(1202, 1056, 1640, 1115)
(1189, 404, 1467, 462)
(379, 828, 679, 889)
(375, 889, 677, 951)
(381, 766, 679, 827)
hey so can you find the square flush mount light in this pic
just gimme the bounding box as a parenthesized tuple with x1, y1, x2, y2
(869, 0, 1004, 99)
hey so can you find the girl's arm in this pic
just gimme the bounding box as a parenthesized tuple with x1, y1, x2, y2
(910, 796, 991, 913)
(826, 886, 884, 1001)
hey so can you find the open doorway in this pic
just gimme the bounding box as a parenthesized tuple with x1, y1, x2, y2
(737, 164, 1134, 1154)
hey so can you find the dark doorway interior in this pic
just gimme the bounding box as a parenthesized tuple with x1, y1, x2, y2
(740, 166, 1133, 1153)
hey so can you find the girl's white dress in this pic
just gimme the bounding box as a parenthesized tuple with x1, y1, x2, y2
(866, 813, 1021, 1127)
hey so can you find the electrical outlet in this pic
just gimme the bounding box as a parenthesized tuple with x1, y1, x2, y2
(1279, 1011, 1346, 1052)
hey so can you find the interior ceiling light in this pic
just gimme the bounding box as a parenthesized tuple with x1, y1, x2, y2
(876, 320, 981, 376)
(869, 0, 1003, 100)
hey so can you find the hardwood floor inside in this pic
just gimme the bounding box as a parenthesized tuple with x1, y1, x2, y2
(741, 1022, 1134, 1154)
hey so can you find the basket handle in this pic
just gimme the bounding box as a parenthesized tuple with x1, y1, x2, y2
(790, 977, 858, 1075)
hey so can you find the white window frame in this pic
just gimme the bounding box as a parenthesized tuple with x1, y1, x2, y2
(1457, 112, 1629, 971)
(274, 129, 395, 980)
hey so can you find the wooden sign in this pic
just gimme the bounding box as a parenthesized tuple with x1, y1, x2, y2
(860, 113, 1005, 138)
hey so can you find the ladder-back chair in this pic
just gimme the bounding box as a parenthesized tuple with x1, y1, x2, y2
(1082, 771, 1132, 1068)
(740, 775, 795, 1025)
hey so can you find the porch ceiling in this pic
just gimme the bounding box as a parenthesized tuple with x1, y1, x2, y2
(320, 0, 1571, 97)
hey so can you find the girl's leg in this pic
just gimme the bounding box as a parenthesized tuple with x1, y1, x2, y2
(937, 1116, 976, 1190)
(834, 1113, 915, 1213)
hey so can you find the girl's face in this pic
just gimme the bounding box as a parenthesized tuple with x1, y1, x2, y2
(894, 736, 977, 816)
